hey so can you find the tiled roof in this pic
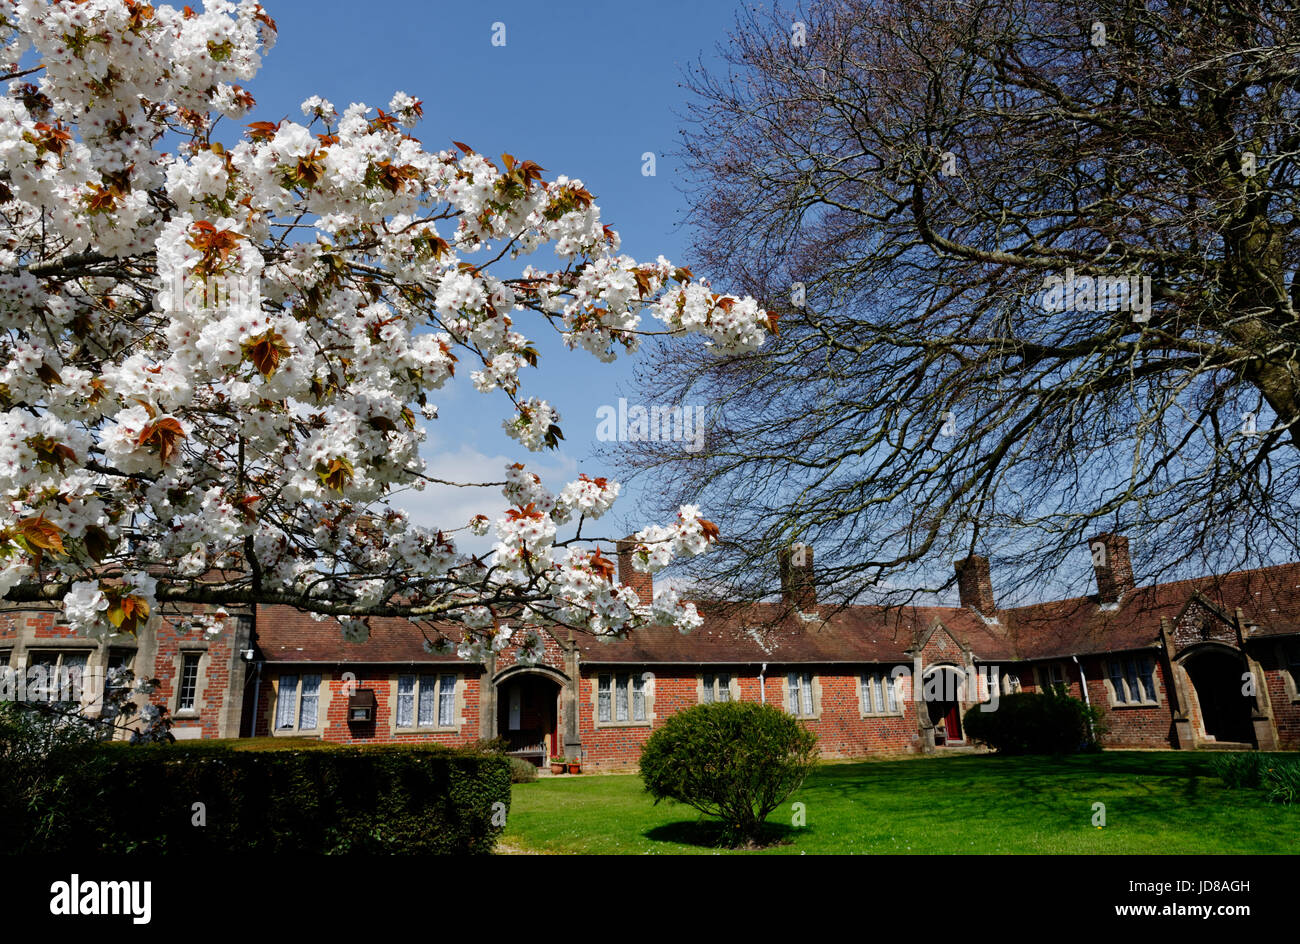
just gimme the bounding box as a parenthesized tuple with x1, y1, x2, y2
(255, 606, 469, 665)
(575, 602, 1012, 664)
(251, 561, 1300, 667)
(1003, 560, 1300, 659)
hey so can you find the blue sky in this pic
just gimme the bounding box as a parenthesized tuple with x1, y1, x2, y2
(243, 0, 755, 550)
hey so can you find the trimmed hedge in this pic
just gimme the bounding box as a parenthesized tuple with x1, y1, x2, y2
(2, 738, 511, 854)
(962, 691, 1103, 755)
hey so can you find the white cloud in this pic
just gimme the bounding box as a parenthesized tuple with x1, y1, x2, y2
(388, 440, 579, 556)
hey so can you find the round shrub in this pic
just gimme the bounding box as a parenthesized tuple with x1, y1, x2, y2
(508, 756, 539, 783)
(638, 701, 818, 846)
(963, 691, 1101, 754)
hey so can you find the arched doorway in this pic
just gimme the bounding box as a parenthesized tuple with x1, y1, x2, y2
(923, 665, 966, 745)
(496, 670, 563, 766)
(1184, 649, 1256, 746)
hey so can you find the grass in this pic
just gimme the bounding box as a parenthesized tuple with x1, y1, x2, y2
(499, 751, 1300, 854)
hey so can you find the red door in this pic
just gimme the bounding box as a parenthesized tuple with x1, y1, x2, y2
(944, 702, 963, 742)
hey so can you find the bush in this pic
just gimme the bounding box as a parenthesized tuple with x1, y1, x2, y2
(1213, 753, 1300, 804)
(508, 756, 538, 783)
(638, 701, 818, 846)
(962, 691, 1103, 755)
(0, 702, 111, 853)
(1211, 752, 1264, 789)
(1, 735, 511, 854)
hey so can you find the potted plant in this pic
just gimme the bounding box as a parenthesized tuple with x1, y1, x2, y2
(550, 756, 566, 774)
(567, 758, 582, 774)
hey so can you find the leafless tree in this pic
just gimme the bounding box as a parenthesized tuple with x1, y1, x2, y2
(611, 0, 1300, 610)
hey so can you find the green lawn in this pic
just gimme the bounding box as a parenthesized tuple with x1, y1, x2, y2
(499, 751, 1300, 854)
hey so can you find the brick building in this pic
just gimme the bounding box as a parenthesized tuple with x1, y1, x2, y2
(3, 533, 1299, 768)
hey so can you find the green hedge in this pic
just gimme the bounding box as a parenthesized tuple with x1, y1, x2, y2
(962, 691, 1103, 755)
(2, 739, 511, 854)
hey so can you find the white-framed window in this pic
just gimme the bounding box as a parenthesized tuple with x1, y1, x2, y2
(101, 648, 135, 722)
(275, 673, 322, 730)
(860, 669, 901, 715)
(24, 650, 90, 703)
(701, 672, 732, 704)
(596, 672, 646, 724)
(1105, 655, 1158, 706)
(787, 671, 815, 717)
(396, 673, 457, 729)
(177, 652, 201, 712)
(1038, 662, 1068, 694)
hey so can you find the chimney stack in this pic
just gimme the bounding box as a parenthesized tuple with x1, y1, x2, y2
(616, 536, 654, 602)
(954, 555, 995, 614)
(1089, 533, 1134, 603)
(778, 543, 816, 612)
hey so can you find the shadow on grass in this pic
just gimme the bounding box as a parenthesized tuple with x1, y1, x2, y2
(644, 819, 799, 849)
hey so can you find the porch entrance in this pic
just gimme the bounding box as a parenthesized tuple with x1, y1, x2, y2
(497, 673, 561, 766)
(924, 666, 965, 745)
(1185, 650, 1256, 746)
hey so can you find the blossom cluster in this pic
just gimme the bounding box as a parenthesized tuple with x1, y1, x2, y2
(0, 0, 764, 650)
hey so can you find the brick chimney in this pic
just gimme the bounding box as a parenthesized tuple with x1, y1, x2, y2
(1089, 533, 1134, 603)
(954, 555, 995, 614)
(616, 536, 654, 602)
(778, 543, 816, 611)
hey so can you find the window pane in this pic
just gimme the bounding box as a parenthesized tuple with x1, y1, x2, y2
(1108, 662, 1127, 703)
(27, 653, 56, 702)
(615, 675, 629, 722)
(397, 674, 415, 727)
(276, 675, 298, 729)
(598, 674, 611, 723)
(871, 675, 883, 714)
(885, 673, 898, 712)
(439, 674, 456, 727)
(718, 674, 731, 702)
(701, 673, 714, 704)
(787, 673, 799, 713)
(1138, 659, 1156, 703)
(631, 674, 645, 721)
(418, 674, 437, 726)
(860, 674, 873, 713)
(1124, 658, 1142, 703)
(178, 653, 200, 711)
(299, 674, 321, 729)
(801, 674, 814, 715)
(57, 652, 89, 702)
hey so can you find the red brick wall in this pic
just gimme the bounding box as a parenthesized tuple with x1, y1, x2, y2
(153, 612, 241, 740)
(1254, 645, 1300, 749)
(253, 666, 483, 746)
(575, 664, 925, 771)
(1080, 655, 1175, 748)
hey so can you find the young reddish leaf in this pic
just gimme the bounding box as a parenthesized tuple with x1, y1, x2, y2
(235, 495, 262, 523)
(246, 120, 280, 141)
(315, 457, 354, 494)
(14, 514, 66, 558)
(589, 547, 616, 582)
(83, 525, 111, 562)
(241, 329, 290, 377)
(136, 416, 186, 465)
